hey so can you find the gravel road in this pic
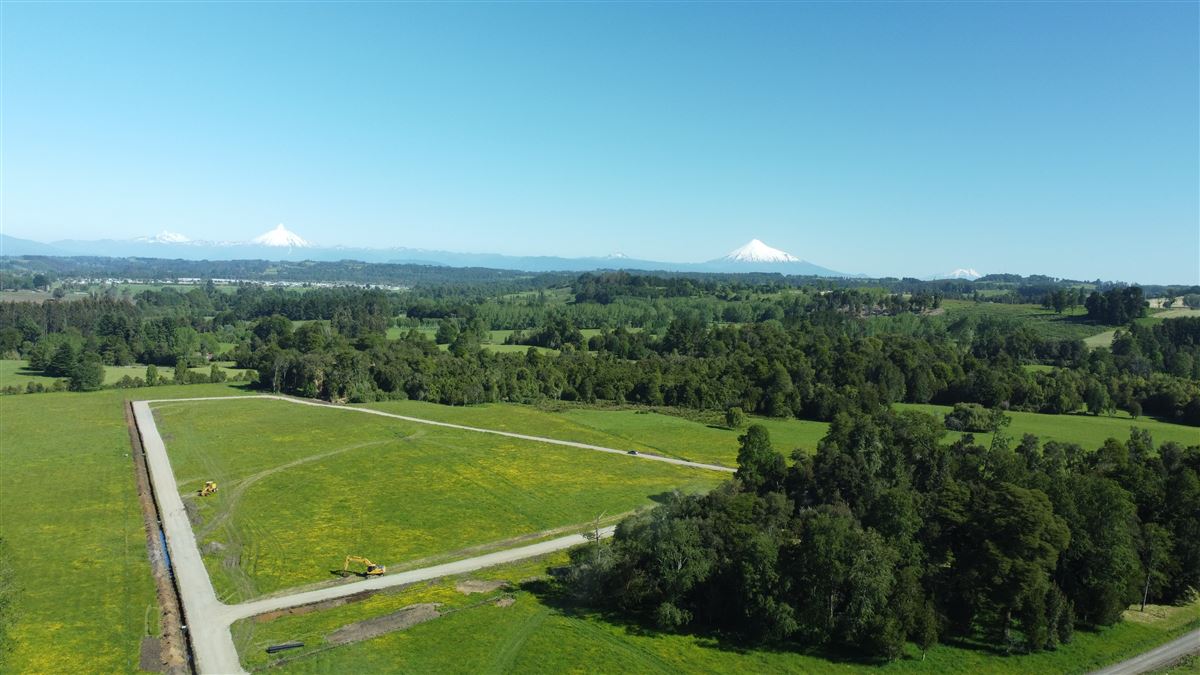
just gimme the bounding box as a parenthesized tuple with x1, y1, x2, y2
(133, 395, 637, 673)
(1089, 628, 1200, 675)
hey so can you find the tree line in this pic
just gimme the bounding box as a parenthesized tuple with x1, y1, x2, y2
(562, 414, 1200, 660)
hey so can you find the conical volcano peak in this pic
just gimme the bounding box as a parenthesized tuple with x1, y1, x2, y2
(721, 239, 799, 263)
(251, 224, 310, 248)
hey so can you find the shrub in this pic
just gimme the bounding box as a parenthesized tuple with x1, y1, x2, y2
(944, 403, 1010, 433)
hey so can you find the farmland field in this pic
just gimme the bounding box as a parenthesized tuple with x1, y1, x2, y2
(0, 359, 249, 390)
(938, 299, 1115, 342)
(0, 383, 252, 673)
(152, 398, 723, 601)
(365, 399, 1198, 469)
(897, 403, 1200, 449)
(0, 358, 63, 389)
(364, 399, 831, 467)
(233, 551, 1200, 674)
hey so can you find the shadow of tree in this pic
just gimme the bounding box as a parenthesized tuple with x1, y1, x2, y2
(518, 576, 893, 668)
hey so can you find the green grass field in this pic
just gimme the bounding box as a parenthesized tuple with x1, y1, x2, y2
(1082, 308, 1200, 350)
(384, 326, 561, 354)
(364, 399, 1198, 470)
(897, 403, 1199, 450)
(0, 359, 63, 389)
(938, 300, 1114, 342)
(362, 400, 831, 467)
(152, 398, 723, 601)
(0, 359, 248, 389)
(233, 551, 1200, 674)
(0, 383, 252, 673)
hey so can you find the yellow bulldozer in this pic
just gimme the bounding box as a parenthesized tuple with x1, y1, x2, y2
(341, 555, 386, 578)
(198, 481, 218, 497)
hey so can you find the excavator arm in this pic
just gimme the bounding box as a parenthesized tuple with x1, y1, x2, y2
(342, 555, 386, 577)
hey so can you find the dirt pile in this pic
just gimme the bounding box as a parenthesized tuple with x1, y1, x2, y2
(456, 579, 506, 595)
(326, 603, 441, 645)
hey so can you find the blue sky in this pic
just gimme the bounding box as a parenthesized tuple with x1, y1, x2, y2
(2, 2, 1196, 283)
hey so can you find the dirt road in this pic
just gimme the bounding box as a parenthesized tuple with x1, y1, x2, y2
(1089, 628, 1200, 675)
(220, 526, 614, 623)
(133, 395, 635, 673)
(148, 394, 737, 473)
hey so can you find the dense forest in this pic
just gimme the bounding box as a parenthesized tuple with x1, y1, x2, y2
(562, 416, 1200, 659)
(2, 270, 1199, 425)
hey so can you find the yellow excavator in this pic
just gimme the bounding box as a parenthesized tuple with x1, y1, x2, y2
(198, 481, 218, 497)
(342, 555, 386, 578)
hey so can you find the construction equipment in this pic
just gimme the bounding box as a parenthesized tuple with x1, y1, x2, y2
(342, 555, 386, 578)
(198, 481, 218, 497)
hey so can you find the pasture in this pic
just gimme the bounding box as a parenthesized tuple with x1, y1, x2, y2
(0, 359, 249, 390)
(938, 299, 1114, 342)
(0, 359, 63, 389)
(0, 383, 251, 673)
(364, 399, 831, 467)
(364, 399, 1198, 469)
(233, 551, 1200, 674)
(152, 398, 723, 601)
(897, 403, 1199, 450)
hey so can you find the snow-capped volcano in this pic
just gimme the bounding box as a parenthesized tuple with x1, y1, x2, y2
(720, 239, 800, 264)
(251, 224, 310, 248)
(947, 268, 981, 280)
(136, 230, 192, 244)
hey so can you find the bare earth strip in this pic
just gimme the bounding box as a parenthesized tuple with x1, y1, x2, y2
(132, 394, 655, 674)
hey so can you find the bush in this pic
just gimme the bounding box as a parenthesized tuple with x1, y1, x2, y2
(944, 403, 1010, 433)
(725, 406, 747, 429)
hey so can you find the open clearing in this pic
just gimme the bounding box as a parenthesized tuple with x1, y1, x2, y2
(0, 383, 252, 673)
(153, 398, 722, 601)
(364, 399, 829, 467)
(365, 400, 1197, 469)
(898, 403, 1200, 450)
(0, 358, 249, 390)
(234, 551, 1200, 674)
(937, 300, 1116, 342)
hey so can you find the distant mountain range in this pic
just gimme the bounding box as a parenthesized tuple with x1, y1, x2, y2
(1, 227, 864, 277)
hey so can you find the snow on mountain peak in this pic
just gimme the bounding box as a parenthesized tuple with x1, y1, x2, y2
(251, 224, 310, 248)
(948, 268, 981, 280)
(722, 239, 800, 263)
(137, 230, 192, 244)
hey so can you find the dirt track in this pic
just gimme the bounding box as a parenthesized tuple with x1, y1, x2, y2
(1089, 628, 1200, 675)
(132, 395, 628, 674)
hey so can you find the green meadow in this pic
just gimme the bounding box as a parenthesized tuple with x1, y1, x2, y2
(0, 358, 249, 390)
(938, 299, 1115, 342)
(363, 399, 1196, 470)
(0, 358, 63, 389)
(0, 383, 252, 673)
(897, 403, 1199, 450)
(152, 398, 722, 601)
(365, 399, 829, 467)
(234, 551, 1200, 674)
